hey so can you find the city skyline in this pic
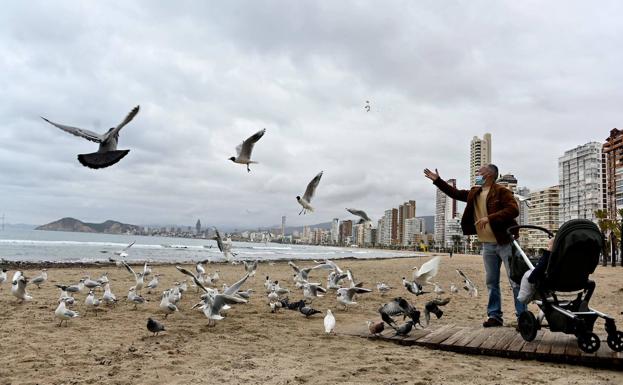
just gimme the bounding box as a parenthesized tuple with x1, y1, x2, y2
(2, 2, 623, 228)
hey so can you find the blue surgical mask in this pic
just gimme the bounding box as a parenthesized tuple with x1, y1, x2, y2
(475, 175, 485, 186)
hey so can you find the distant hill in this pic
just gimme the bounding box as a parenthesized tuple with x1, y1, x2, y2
(36, 217, 141, 234)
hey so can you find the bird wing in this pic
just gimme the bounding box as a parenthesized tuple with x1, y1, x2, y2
(288, 261, 301, 274)
(350, 287, 372, 295)
(456, 269, 473, 286)
(122, 261, 137, 278)
(237, 128, 266, 160)
(379, 301, 404, 316)
(143, 262, 149, 275)
(223, 274, 250, 296)
(102, 105, 140, 141)
(346, 208, 371, 222)
(302, 171, 323, 202)
(41, 117, 103, 143)
(213, 228, 224, 252)
(175, 265, 209, 293)
(123, 241, 136, 251)
(430, 297, 451, 306)
(213, 294, 247, 312)
(413, 256, 440, 283)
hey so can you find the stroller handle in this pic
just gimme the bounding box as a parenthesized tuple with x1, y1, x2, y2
(506, 225, 554, 239)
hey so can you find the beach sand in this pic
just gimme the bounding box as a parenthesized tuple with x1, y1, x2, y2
(1, 253, 621, 385)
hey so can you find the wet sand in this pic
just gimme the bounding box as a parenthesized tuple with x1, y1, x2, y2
(1, 253, 621, 385)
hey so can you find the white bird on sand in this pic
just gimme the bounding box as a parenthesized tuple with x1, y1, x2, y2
(122, 262, 145, 292)
(83, 276, 102, 290)
(324, 309, 336, 334)
(412, 256, 441, 287)
(0, 268, 8, 288)
(30, 269, 48, 289)
(450, 283, 459, 294)
(11, 273, 32, 303)
(196, 260, 209, 276)
(102, 283, 117, 306)
(376, 282, 392, 295)
(97, 273, 109, 285)
(296, 171, 323, 215)
(58, 287, 75, 305)
(243, 260, 258, 277)
(456, 269, 478, 297)
(327, 271, 348, 290)
(201, 292, 247, 326)
(303, 283, 327, 300)
(41, 105, 139, 169)
(128, 287, 146, 309)
(85, 290, 101, 316)
(159, 290, 179, 318)
(336, 287, 372, 310)
(55, 299, 79, 326)
(228, 128, 266, 172)
(146, 274, 161, 293)
(433, 283, 445, 296)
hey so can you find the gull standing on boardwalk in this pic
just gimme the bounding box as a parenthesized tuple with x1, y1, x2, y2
(296, 171, 323, 215)
(229, 128, 266, 172)
(41, 105, 139, 169)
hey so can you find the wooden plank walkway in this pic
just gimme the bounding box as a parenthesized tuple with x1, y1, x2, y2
(342, 324, 623, 370)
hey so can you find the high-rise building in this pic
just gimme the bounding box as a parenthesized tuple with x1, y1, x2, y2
(558, 142, 605, 224)
(331, 218, 339, 244)
(516, 186, 531, 225)
(470, 133, 492, 186)
(497, 173, 518, 192)
(339, 220, 353, 245)
(391, 208, 399, 245)
(195, 219, 201, 234)
(281, 216, 286, 239)
(398, 200, 416, 245)
(603, 129, 623, 219)
(444, 216, 463, 249)
(527, 186, 560, 250)
(434, 178, 457, 246)
(403, 217, 425, 246)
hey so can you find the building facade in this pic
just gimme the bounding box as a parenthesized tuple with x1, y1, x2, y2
(603, 128, 623, 219)
(558, 142, 605, 224)
(526, 186, 560, 250)
(470, 133, 492, 186)
(434, 178, 457, 247)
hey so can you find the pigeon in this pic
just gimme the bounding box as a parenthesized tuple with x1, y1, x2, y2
(324, 310, 336, 334)
(30, 269, 48, 289)
(284, 299, 306, 311)
(412, 256, 441, 287)
(299, 305, 322, 318)
(346, 208, 372, 224)
(41, 105, 139, 169)
(378, 297, 421, 327)
(55, 299, 79, 326)
(296, 171, 323, 215)
(423, 298, 451, 326)
(336, 287, 372, 310)
(147, 317, 166, 336)
(402, 277, 425, 296)
(229, 128, 266, 172)
(456, 269, 478, 297)
(393, 320, 415, 337)
(367, 320, 385, 336)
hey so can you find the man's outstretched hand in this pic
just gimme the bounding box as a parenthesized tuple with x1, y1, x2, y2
(424, 168, 440, 182)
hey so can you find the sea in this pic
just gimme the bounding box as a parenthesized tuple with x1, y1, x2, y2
(0, 229, 419, 264)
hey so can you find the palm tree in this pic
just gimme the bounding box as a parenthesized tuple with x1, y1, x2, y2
(451, 235, 463, 253)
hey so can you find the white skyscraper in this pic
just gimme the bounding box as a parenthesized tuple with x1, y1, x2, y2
(331, 218, 339, 244)
(558, 142, 605, 224)
(470, 133, 492, 186)
(434, 179, 457, 247)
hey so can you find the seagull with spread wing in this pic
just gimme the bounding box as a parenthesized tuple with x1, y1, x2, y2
(346, 208, 372, 224)
(41, 105, 139, 169)
(296, 171, 323, 215)
(229, 128, 266, 172)
(213, 227, 236, 262)
(456, 269, 478, 297)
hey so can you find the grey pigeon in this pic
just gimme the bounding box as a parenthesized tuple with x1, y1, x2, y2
(147, 317, 165, 336)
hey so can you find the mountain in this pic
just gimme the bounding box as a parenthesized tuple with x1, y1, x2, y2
(36, 217, 141, 234)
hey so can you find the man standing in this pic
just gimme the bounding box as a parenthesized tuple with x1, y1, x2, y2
(424, 164, 525, 327)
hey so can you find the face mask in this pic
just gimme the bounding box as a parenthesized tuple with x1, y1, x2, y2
(475, 175, 485, 186)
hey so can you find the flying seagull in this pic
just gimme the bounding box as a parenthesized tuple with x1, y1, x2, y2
(513, 192, 532, 208)
(297, 171, 323, 215)
(41, 105, 139, 169)
(229, 128, 266, 172)
(412, 256, 441, 287)
(346, 208, 372, 224)
(456, 269, 478, 297)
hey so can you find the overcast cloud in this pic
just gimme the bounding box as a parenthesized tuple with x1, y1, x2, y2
(1, 1, 622, 229)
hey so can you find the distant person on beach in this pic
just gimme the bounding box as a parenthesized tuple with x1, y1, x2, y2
(424, 164, 525, 327)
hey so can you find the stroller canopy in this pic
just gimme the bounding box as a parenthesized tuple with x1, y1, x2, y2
(546, 219, 603, 292)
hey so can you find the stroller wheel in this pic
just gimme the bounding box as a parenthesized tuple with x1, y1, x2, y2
(577, 333, 600, 353)
(518, 311, 538, 342)
(606, 331, 623, 352)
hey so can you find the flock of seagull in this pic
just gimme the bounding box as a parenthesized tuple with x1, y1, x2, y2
(0, 249, 480, 338)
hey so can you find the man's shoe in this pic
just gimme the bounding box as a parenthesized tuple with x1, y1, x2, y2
(482, 318, 503, 327)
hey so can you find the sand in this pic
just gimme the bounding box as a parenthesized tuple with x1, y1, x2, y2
(0, 253, 621, 385)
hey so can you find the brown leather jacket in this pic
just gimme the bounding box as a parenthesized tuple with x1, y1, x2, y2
(433, 177, 519, 244)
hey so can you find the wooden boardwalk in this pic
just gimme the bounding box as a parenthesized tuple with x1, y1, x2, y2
(343, 324, 623, 370)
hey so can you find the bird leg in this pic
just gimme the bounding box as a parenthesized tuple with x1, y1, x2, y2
(298, 208, 304, 215)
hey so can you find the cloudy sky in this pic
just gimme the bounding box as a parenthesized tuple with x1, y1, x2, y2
(1, 1, 621, 229)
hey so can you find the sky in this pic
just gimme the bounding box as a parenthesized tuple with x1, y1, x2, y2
(1, 1, 622, 229)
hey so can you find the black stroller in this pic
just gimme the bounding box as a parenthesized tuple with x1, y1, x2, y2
(508, 219, 623, 353)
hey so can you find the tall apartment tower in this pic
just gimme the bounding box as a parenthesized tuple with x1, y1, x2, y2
(558, 142, 605, 224)
(516, 186, 531, 225)
(434, 178, 456, 246)
(470, 133, 492, 186)
(603, 129, 623, 219)
(398, 200, 416, 245)
(331, 218, 339, 244)
(281, 216, 286, 239)
(527, 186, 560, 249)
